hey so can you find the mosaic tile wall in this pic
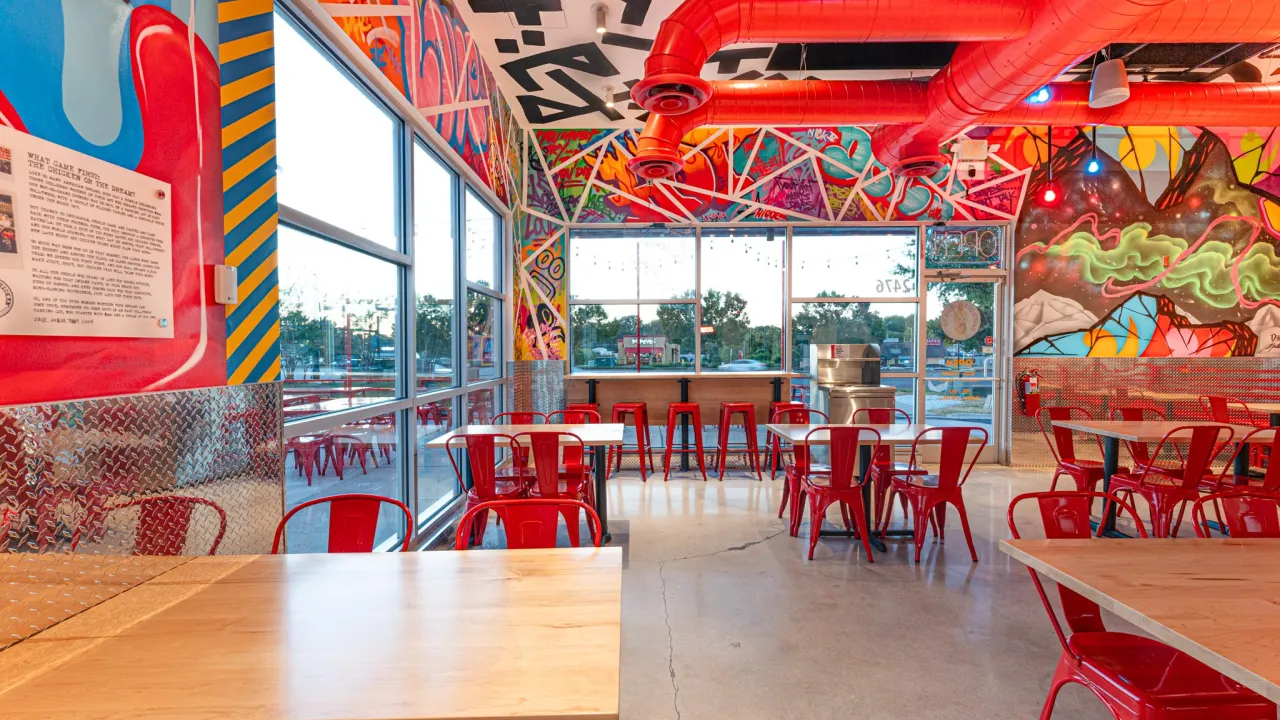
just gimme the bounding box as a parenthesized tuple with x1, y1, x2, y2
(0, 383, 282, 648)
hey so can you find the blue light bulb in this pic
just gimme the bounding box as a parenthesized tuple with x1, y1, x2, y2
(1085, 158, 1101, 174)
(1027, 87, 1051, 104)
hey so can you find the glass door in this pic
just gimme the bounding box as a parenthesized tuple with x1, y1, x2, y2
(921, 278, 1003, 462)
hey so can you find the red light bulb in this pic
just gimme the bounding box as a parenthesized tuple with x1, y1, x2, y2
(1042, 187, 1057, 203)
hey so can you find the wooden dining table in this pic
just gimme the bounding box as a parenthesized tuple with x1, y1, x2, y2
(1052, 420, 1274, 536)
(0, 549, 623, 720)
(1001, 538, 1280, 704)
(426, 423, 626, 544)
(765, 423, 978, 551)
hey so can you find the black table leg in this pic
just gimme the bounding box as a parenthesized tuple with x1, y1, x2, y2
(1235, 442, 1251, 477)
(678, 378, 691, 471)
(1096, 436, 1130, 538)
(1271, 412, 1280, 428)
(595, 443, 611, 544)
(771, 377, 783, 403)
(586, 379, 599, 405)
(818, 444, 890, 552)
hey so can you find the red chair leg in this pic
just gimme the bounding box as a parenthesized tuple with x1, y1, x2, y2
(715, 406, 731, 481)
(953, 497, 978, 563)
(850, 493, 874, 562)
(693, 415, 709, 481)
(807, 495, 828, 560)
(778, 471, 791, 518)
(1039, 654, 1075, 720)
(662, 414, 678, 482)
(746, 418, 763, 481)
(1049, 468, 1063, 491)
(790, 487, 807, 537)
(934, 503, 947, 542)
(636, 410, 650, 480)
(839, 502, 852, 531)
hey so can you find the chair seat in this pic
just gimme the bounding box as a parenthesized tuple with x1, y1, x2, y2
(874, 462, 928, 475)
(528, 482, 586, 498)
(804, 475, 861, 490)
(1069, 632, 1273, 709)
(1109, 472, 1191, 490)
(1200, 474, 1275, 492)
(895, 474, 942, 488)
(467, 480, 525, 501)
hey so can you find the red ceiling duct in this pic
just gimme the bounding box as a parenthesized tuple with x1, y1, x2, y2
(629, 81, 1280, 179)
(631, 0, 1034, 114)
(630, 80, 929, 179)
(870, 0, 1181, 174)
(1136, 0, 1280, 42)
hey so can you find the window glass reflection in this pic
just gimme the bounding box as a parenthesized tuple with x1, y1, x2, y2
(701, 230, 782, 371)
(415, 145, 455, 392)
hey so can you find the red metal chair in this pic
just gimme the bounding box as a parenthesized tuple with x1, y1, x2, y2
(1192, 489, 1280, 539)
(288, 434, 331, 486)
(516, 431, 594, 547)
(1204, 427, 1280, 493)
(494, 411, 548, 425)
(272, 493, 413, 553)
(1008, 490, 1274, 720)
(608, 402, 656, 480)
(72, 495, 227, 555)
(1111, 406, 1183, 476)
(328, 433, 378, 479)
(546, 408, 603, 506)
(797, 426, 880, 561)
(447, 433, 528, 546)
(663, 402, 709, 481)
(854, 407, 923, 532)
(1036, 407, 1117, 493)
(1201, 396, 1268, 466)
(455, 499, 601, 550)
(773, 407, 828, 523)
(712, 402, 764, 481)
(765, 402, 804, 479)
(1106, 424, 1234, 538)
(881, 426, 988, 563)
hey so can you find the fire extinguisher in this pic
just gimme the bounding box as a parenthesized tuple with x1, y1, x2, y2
(1018, 370, 1041, 417)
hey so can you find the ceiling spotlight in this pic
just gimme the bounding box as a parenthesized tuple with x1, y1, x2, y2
(1089, 58, 1130, 108)
(1027, 86, 1051, 105)
(603, 84, 615, 108)
(593, 3, 607, 34)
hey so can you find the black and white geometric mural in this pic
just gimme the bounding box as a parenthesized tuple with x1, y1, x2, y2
(455, 0, 1280, 128)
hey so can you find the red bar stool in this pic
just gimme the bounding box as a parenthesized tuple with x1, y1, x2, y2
(663, 402, 708, 481)
(766, 401, 804, 479)
(608, 402, 655, 480)
(713, 402, 763, 480)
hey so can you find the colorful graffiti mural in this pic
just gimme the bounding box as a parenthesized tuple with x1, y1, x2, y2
(326, 0, 520, 206)
(517, 123, 1280, 362)
(0, 0, 228, 405)
(1014, 126, 1280, 358)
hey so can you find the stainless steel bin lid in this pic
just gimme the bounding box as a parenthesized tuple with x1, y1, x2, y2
(825, 384, 898, 397)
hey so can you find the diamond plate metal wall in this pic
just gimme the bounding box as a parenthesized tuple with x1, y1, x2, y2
(509, 360, 566, 415)
(1, 383, 282, 648)
(1011, 358, 1280, 469)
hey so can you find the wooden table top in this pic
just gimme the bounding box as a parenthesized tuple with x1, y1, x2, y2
(1249, 401, 1280, 415)
(0, 549, 623, 720)
(765, 423, 970, 446)
(1054, 419, 1271, 443)
(1001, 538, 1280, 703)
(426, 423, 626, 449)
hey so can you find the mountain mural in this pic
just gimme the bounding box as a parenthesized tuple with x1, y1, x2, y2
(1014, 128, 1280, 357)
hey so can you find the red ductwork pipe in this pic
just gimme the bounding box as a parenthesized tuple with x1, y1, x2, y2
(870, 0, 1181, 173)
(1135, 0, 1280, 42)
(630, 80, 930, 178)
(629, 81, 1280, 179)
(632, 0, 1034, 114)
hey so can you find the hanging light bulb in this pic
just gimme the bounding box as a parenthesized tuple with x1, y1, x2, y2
(1085, 126, 1102, 174)
(1038, 125, 1063, 207)
(603, 84, 615, 109)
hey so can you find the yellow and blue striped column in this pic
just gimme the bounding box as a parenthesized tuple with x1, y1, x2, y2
(218, 0, 279, 384)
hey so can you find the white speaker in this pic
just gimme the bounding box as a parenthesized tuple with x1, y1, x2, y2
(1089, 59, 1130, 109)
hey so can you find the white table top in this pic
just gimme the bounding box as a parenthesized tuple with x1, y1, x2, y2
(425, 423, 626, 448)
(766, 423, 981, 446)
(1054, 420, 1271, 443)
(566, 371, 807, 380)
(1002, 538, 1280, 703)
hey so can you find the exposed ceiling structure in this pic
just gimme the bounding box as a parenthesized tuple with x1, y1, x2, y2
(457, 0, 1280, 129)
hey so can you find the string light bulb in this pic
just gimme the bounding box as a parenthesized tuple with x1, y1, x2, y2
(1085, 126, 1102, 174)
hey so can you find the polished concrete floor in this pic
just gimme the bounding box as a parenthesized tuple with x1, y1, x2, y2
(607, 464, 1126, 720)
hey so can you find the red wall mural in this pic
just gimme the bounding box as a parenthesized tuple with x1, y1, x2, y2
(0, 3, 226, 406)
